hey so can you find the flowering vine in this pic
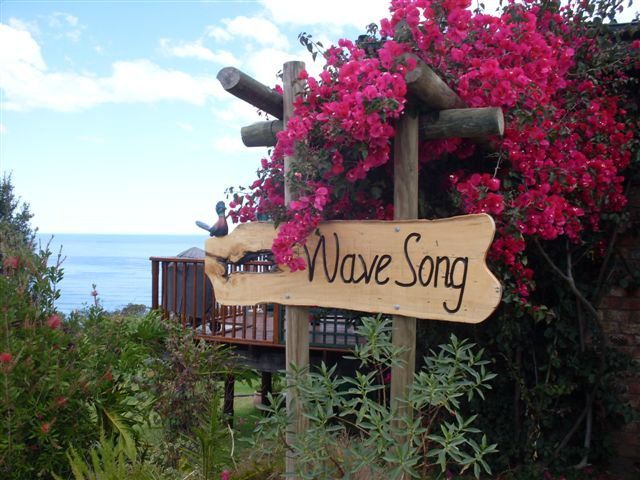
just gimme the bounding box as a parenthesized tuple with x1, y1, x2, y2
(229, 0, 639, 301)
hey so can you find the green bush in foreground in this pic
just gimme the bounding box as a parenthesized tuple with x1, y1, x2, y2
(0, 243, 236, 479)
(252, 316, 497, 479)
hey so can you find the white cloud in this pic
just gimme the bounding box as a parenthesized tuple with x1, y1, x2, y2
(0, 123, 6, 135)
(48, 12, 84, 42)
(260, 0, 390, 30)
(160, 38, 237, 64)
(206, 26, 232, 42)
(0, 24, 46, 69)
(208, 15, 289, 50)
(213, 134, 246, 154)
(8, 17, 39, 36)
(177, 122, 194, 132)
(0, 23, 225, 112)
(244, 47, 299, 85)
(213, 97, 266, 126)
(48, 12, 78, 28)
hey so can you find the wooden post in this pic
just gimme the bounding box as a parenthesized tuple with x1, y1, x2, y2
(151, 259, 159, 309)
(223, 374, 235, 426)
(282, 60, 308, 479)
(260, 371, 273, 407)
(391, 107, 419, 424)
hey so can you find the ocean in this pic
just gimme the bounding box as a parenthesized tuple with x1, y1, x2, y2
(37, 233, 206, 314)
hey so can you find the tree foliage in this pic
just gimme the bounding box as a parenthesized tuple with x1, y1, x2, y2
(0, 174, 35, 258)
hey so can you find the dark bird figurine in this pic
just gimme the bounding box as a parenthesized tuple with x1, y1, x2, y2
(196, 201, 229, 237)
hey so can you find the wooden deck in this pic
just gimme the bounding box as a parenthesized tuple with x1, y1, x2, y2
(181, 309, 360, 349)
(150, 256, 362, 350)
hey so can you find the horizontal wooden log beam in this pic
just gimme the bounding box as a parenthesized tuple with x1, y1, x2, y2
(403, 54, 466, 110)
(420, 107, 504, 139)
(240, 107, 503, 147)
(217, 67, 284, 119)
(241, 120, 284, 147)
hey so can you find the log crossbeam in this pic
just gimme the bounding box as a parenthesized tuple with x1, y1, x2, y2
(219, 55, 504, 149)
(240, 108, 503, 147)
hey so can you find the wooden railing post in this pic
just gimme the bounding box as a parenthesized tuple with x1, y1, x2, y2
(151, 259, 159, 310)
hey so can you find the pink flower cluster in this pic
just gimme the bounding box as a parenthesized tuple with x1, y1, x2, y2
(235, 38, 410, 267)
(229, 0, 637, 299)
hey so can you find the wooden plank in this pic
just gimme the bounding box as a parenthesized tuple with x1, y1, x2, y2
(217, 67, 284, 119)
(282, 60, 308, 480)
(240, 108, 503, 147)
(391, 110, 419, 424)
(204, 215, 502, 323)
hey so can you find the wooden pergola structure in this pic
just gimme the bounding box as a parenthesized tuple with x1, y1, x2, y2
(213, 53, 503, 477)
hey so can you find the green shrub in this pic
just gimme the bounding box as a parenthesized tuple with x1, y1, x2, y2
(251, 315, 497, 479)
(0, 245, 97, 478)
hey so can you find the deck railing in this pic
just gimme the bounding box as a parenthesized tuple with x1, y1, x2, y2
(150, 256, 361, 350)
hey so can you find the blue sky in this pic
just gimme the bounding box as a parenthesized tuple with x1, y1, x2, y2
(1, 0, 638, 235)
(0, 0, 392, 234)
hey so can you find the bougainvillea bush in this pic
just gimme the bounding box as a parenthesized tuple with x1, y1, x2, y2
(229, 0, 639, 473)
(231, 0, 638, 298)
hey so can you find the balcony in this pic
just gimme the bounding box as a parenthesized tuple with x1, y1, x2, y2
(149, 254, 362, 351)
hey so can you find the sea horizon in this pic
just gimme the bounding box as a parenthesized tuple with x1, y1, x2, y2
(37, 232, 209, 314)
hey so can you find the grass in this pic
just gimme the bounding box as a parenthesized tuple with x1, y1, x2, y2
(232, 380, 262, 454)
(230, 380, 284, 479)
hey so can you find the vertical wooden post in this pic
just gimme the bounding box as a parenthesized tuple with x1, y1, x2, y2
(391, 108, 419, 422)
(151, 259, 159, 309)
(282, 60, 309, 479)
(223, 374, 235, 426)
(260, 371, 273, 407)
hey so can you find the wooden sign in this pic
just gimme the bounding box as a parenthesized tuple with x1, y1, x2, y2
(204, 214, 501, 323)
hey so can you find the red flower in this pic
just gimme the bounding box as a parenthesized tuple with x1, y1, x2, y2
(47, 314, 61, 329)
(2, 256, 19, 270)
(0, 351, 12, 363)
(55, 396, 68, 408)
(40, 422, 51, 434)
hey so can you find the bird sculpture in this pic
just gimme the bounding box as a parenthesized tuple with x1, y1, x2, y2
(196, 201, 229, 237)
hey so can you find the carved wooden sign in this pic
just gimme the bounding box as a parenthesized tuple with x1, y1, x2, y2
(204, 214, 501, 323)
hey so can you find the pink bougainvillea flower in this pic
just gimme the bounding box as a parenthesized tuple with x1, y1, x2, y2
(47, 314, 62, 330)
(220, 469, 231, 480)
(226, 0, 637, 302)
(0, 351, 12, 363)
(90, 289, 98, 297)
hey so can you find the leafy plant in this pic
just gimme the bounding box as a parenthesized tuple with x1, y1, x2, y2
(251, 316, 497, 479)
(180, 391, 236, 479)
(54, 431, 170, 480)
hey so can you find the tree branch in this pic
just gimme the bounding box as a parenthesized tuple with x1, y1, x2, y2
(533, 238, 600, 320)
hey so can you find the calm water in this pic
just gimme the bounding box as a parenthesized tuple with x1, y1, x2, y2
(37, 233, 206, 314)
